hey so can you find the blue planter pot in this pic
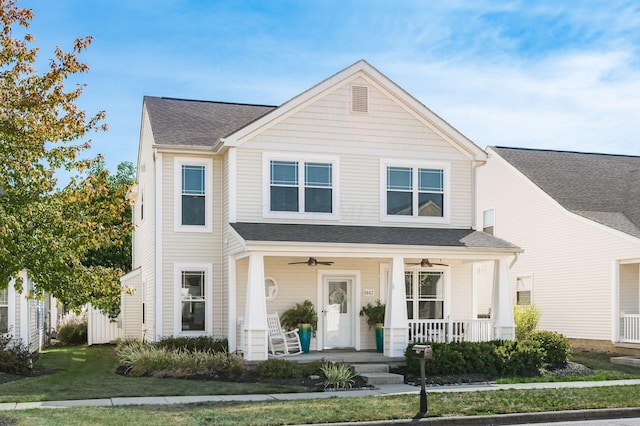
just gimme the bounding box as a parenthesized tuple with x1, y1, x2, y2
(299, 324, 312, 353)
(375, 324, 384, 353)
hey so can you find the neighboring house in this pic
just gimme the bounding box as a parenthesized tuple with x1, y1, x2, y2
(121, 60, 521, 360)
(1, 271, 54, 353)
(477, 146, 640, 352)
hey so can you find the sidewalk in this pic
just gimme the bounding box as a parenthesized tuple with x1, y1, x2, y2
(3, 379, 640, 411)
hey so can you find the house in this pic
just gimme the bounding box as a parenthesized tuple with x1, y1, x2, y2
(121, 60, 521, 360)
(477, 146, 640, 352)
(1, 271, 55, 353)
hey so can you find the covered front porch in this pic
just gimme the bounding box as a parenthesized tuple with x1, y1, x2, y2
(616, 259, 640, 345)
(228, 223, 521, 361)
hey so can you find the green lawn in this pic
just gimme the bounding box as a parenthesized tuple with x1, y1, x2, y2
(0, 345, 310, 403)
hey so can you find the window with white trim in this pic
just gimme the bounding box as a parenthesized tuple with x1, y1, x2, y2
(516, 276, 532, 305)
(381, 160, 449, 222)
(174, 157, 212, 232)
(174, 263, 212, 335)
(0, 288, 8, 333)
(264, 154, 338, 219)
(483, 209, 494, 235)
(405, 270, 445, 320)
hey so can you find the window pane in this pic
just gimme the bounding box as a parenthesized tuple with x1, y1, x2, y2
(517, 291, 531, 305)
(0, 288, 7, 305)
(418, 169, 443, 191)
(182, 165, 205, 195)
(305, 163, 331, 187)
(418, 301, 443, 319)
(0, 307, 7, 333)
(405, 272, 413, 298)
(406, 301, 413, 320)
(182, 301, 205, 331)
(387, 167, 412, 190)
(305, 188, 332, 213)
(182, 195, 205, 225)
(483, 209, 495, 235)
(182, 272, 204, 298)
(271, 161, 298, 185)
(270, 186, 298, 211)
(418, 193, 443, 217)
(419, 272, 442, 298)
(387, 191, 412, 215)
(182, 272, 205, 331)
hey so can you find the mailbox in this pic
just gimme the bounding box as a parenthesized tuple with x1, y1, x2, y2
(412, 344, 432, 414)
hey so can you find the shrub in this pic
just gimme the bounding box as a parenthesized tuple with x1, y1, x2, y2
(320, 362, 357, 389)
(0, 332, 38, 374)
(496, 339, 545, 376)
(300, 359, 326, 377)
(514, 304, 541, 340)
(254, 358, 302, 378)
(155, 336, 228, 353)
(526, 330, 572, 366)
(56, 312, 88, 344)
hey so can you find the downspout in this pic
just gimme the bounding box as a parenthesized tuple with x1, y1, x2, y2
(472, 160, 486, 230)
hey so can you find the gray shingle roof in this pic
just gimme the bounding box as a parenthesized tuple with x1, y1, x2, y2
(493, 146, 640, 239)
(144, 96, 276, 147)
(231, 222, 520, 250)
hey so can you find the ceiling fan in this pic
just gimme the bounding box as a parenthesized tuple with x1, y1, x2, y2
(288, 257, 334, 266)
(405, 258, 448, 268)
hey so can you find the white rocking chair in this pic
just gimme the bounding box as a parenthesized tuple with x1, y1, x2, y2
(267, 312, 303, 356)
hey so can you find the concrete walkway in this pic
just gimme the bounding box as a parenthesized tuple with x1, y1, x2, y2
(2, 379, 640, 411)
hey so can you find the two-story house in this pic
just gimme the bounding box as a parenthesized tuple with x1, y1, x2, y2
(120, 60, 521, 360)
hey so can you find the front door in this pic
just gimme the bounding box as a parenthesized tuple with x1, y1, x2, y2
(323, 277, 354, 348)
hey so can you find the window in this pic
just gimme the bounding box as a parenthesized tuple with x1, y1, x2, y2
(264, 154, 338, 218)
(382, 160, 449, 222)
(140, 186, 144, 222)
(174, 157, 212, 232)
(175, 263, 212, 335)
(483, 209, 494, 235)
(0, 288, 7, 333)
(405, 270, 444, 320)
(516, 276, 532, 305)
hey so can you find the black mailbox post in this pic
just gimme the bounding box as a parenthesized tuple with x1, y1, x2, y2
(412, 344, 433, 413)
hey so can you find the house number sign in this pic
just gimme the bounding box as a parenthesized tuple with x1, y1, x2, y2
(363, 289, 375, 297)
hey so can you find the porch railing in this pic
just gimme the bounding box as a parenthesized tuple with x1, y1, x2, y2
(408, 319, 493, 344)
(621, 314, 640, 344)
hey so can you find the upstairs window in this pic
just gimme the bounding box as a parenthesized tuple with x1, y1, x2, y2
(174, 157, 212, 232)
(382, 160, 449, 222)
(265, 154, 338, 219)
(483, 209, 495, 235)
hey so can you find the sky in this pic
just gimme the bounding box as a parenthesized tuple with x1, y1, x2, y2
(18, 0, 640, 176)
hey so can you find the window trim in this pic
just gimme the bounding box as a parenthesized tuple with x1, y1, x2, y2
(380, 159, 450, 223)
(174, 263, 212, 336)
(262, 152, 339, 220)
(174, 157, 213, 232)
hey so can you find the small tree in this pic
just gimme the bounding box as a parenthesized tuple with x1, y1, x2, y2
(514, 304, 541, 341)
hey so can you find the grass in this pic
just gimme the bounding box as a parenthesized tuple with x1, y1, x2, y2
(0, 344, 310, 403)
(2, 385, 640, 426)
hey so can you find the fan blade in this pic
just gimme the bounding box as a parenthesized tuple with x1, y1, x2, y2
(288, 261, 311, 265)
(317, 261, 334, 265)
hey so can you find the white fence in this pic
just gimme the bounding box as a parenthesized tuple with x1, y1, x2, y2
(408, 319, 493, 344)
(87, 304, 122, 345)
(621, 314, 640, 344)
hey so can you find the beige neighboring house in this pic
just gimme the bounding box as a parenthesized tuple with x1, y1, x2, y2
(477, 146, 640, 352)
(1, 271, 54, 353)
(121, 60, 521, 360)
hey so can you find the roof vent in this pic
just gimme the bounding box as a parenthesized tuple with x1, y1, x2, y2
(351, 85, 368, 113)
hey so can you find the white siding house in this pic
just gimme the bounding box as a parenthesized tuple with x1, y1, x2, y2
(121, 60, 522, 360)
(477, 146, 640, 352)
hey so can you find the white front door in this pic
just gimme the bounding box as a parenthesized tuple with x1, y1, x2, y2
(323, 277, 354, 348)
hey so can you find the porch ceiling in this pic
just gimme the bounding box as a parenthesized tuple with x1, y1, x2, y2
(231, 222, 520, 251)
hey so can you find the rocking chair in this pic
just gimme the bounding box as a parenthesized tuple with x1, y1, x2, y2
(267, 312, 303, 356)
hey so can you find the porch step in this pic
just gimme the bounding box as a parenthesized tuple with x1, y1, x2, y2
(351, 364, 405, 385)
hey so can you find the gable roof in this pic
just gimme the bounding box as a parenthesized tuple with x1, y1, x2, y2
(219, 60, 487, 160)
(491, 146, 640, 239)
(143, 96, 276, 147)
(231, 222, 520, 250)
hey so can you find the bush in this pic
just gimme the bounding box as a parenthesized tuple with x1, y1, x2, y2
(514, 304, 541, 340)
(254, 358, 302, 378)
(496, 339, 545, 376)
(320, 362, 357, 389)
(155, 336, 228, 353)
(0, 332, 38, 374)
(56, 312, 88, 344)
(526, 330, 572, 366)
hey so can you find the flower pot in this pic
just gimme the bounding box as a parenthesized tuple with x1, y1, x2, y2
(375, 323, 384, 353)
(299, 323, 312, 353)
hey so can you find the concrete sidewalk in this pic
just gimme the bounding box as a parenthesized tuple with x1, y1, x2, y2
(2, 379, 640, 411)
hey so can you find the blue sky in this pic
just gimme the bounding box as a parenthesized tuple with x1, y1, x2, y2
(21, 0, 640, 176)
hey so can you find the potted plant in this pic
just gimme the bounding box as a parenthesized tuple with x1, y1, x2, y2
(359, 300, 386, 353)
(281, 300, 318, 353)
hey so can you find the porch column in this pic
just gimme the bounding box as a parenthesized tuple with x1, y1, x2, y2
(491, 258, 515, 340)
(384, 256, 408, 357)
(243, 254, 269, 360)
